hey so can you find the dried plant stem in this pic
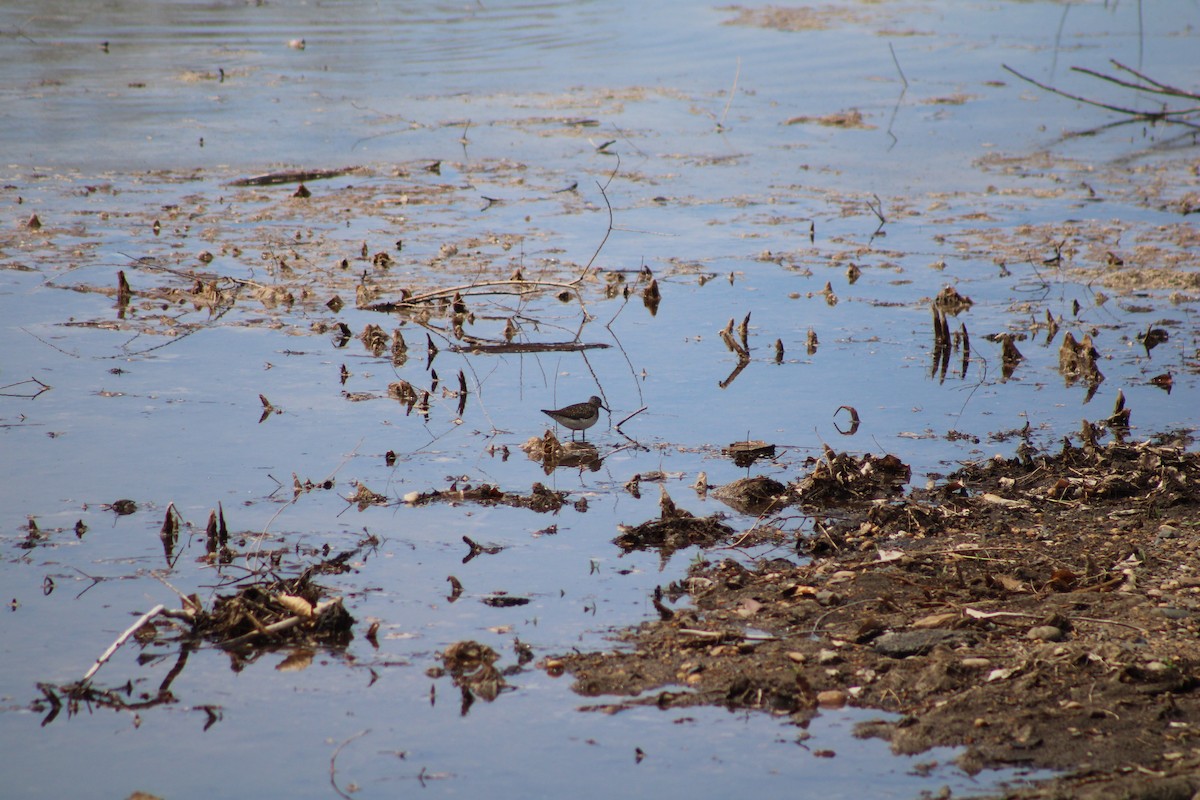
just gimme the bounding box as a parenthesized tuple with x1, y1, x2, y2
(81, 604, 166, 684)
(1002, 64, 1196, 120)
(218, 598, 342, 649)
(329, 729, 371, 800)
(719, 57, 741, 127)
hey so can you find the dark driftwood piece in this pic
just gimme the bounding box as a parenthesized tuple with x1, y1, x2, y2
(228, 167, 361, 187)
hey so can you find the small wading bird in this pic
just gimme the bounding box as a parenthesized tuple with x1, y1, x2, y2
(541, 395, 607, 441)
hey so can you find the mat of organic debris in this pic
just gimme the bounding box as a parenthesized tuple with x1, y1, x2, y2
(560, 430, 1200, 799)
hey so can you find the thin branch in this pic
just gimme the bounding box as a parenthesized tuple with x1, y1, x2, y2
(369, 279, 581, 310)
(578, 170, 616, 280)
(964, 607, 1147, 635)
(0, 376, 52, 398)
(330, 729, 371, 800)
(614, 405, 647, 431)
(888, 42, 908, 89)
(1071, 65, 1200, 106)
(81, 604, 166, 684)
(1109, 59, 1199, 98)
(1002, 64, 1180, 119)
(718, 57, 741, 128)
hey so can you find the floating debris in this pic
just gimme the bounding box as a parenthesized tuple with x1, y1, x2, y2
(711, 476, 790, 516)
(405, 481, 569, 514)
(437, 640, 509, 706)
(614, 487, 735, 561)
(795, 447, 910, 506)
(933, 285, 973, 315)
(723, 440, 775, 468)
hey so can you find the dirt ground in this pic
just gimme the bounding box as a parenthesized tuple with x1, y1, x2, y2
(559, 428, 1200, 799)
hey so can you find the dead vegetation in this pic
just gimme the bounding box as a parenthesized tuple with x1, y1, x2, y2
(560, 426, 1200, 799)
(31, 510, 369, 725)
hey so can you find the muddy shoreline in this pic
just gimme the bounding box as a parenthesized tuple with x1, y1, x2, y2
(560, 430, 1200, 799)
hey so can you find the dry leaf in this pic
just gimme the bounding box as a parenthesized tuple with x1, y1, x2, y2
(993, 574, 1028, 594)
(276, 594, 314, 618)
(912, 612, 960, 629)
(980, 492, 1031, 510)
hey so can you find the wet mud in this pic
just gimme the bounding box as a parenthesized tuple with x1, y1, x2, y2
(561, 429, 1200, 798)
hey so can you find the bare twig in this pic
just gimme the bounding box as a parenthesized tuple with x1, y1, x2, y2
(614, 405, 647, 431)
(1071, 64, 1199, 104)
(964, 607, 1147, 635)
(329, 729, 371, 800)
(677, 628, 778, 642)
(718, 57, 742, 128)
(578, 167, 617, 281)
(81, 604, 166, 684)
(0, 376, 52, 398)
(888, 42, 908, 89)
(1002, 64, 1190, 120)
(1109, 59, 1200, 100)
(373, 278, 582, 309)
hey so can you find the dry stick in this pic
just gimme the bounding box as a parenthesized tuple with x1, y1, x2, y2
(809, 598, 878, 636)
(614, 406, 647, 431)
(0, 376, 52, 398)
(151, 573, 201, 612)
(329, 729, 371, 800)
(725, 503, 787, 549)
(393, 278, 581, 307)
(677, 628, 778, 642)
(1002, 64, 1185, 119)
(577, 166, 618, 281)
(1109, 59, 1200, 99)
(888, 42, 908, 89)
(81, 604, 166, 684)
(964, 607, 1147, 636)
(603, 276, 649, 410)
(1071, 65, 1200, 103)
(568, 174, 620, 402)
(718, 57, 741, 128)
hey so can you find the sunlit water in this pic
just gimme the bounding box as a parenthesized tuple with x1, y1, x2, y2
(2, 1, 1198, 797)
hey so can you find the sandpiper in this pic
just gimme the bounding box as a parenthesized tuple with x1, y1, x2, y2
(541, 395, 607, 440)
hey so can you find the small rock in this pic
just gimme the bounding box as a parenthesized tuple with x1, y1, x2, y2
(1027, 625, 1065, 642)
(1156, 524, 1181, 540)
(873, 629, 970, 658)
(1156, 607, 1193, 620)
(816, 690, 846, 708)
(817, 648, 842, 665)
(960, 657, 991, 669)
(814, 590, 841, 606)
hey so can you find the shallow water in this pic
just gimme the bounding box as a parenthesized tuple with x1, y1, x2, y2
(2, 1, 1199, 797)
